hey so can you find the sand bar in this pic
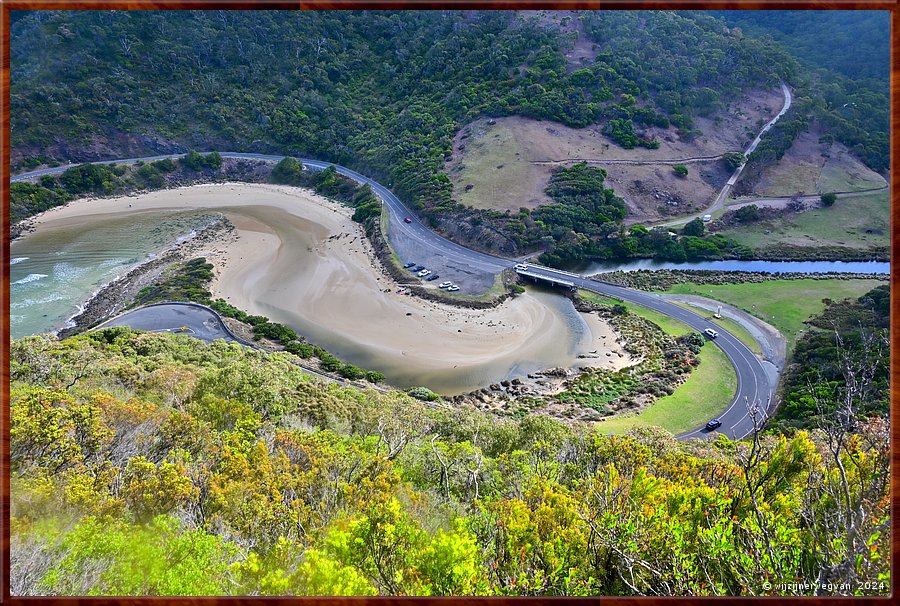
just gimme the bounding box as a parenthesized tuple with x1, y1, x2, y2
(26, 183, 634, 393)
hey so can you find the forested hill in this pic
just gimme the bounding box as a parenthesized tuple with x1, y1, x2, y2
(717, 10, 889, 81)
(715, 10, 889, 172)
(11, 11, 795, 207)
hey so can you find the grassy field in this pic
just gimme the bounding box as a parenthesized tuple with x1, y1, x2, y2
(661, 279, 885, 350)
(752, 129, 885, 197)
(596, 342, 737, 435)
(446, 122, 546, 212)
(719, 191, 888, 253)
(579, 289, 737, 435)
(816, 153, 887, 193)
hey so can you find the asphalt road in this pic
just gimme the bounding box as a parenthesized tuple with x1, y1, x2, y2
(94, 302, 240, 343)
(13, 153, 777, 439)
(517, 265, 773, 439)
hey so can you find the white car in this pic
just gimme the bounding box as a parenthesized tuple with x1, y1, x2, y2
(447, 285, 460, 292)
(438, 281, 452, 288)
(704, 328, 719, 339)
(514, 263, 529, 271)
(418, 269, 431, 277)
(702, 214, 712, 222)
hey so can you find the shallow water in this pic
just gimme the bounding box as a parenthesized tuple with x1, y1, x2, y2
(10, 210, 217, 338)
(257, 286, 590, 395)
(11, 195, 888, 395)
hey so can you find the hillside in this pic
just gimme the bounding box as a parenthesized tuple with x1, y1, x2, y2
(12, 10, 799, 259)
(10, 328, 889, 596)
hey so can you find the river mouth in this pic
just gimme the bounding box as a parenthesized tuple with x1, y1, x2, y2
(10, 184, 631, 395)
(10, 210, 221, 338)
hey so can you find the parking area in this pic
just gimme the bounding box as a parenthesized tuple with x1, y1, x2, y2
(387, 219, 498, 295)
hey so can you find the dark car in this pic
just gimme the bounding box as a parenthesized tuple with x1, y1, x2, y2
(426, 274, 439, 281)
(413, 265, 425, 272)
(404, 217, 413, 223)
(705, 419, 723, 431)
(403, 261, 416, 268)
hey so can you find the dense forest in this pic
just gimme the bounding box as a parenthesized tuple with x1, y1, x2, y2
(10, 322, 889, 596)
(12, 11, 887, 259)
(773, 285, 889, 434)
(12, 10, 806, 261)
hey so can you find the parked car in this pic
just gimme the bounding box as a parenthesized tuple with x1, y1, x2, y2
(447, 285, 460, 292)
(403, 261, 416, 268)
(413, 265, 425, 272)
(438, 281, 452, 288)
(404, 217, 413, 223)
(704, 328, 719, 339)
(418, 270, 431, 277)
(702, 214, 712, 222)
(426, 274, 439, 281)
(705, 419, 722, 431)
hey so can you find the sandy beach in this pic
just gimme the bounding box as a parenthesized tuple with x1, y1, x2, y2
(25, 183, 634, 392)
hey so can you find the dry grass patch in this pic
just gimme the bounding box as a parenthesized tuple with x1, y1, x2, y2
(750, 127, 886, 197)
(447, 88, 784, 222)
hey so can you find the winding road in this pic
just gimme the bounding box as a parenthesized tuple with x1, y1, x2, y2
(658, 81, 793, 227)
(12, 135, 787, 439)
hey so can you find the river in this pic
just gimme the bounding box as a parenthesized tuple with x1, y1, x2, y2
(9, 187, 605, 396)
(566, 258, 890, 276)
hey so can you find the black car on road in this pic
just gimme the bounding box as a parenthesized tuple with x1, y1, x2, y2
(705, 419, 723, 431)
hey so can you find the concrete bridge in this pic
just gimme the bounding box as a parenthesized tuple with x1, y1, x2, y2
(514, 265, 576, 291)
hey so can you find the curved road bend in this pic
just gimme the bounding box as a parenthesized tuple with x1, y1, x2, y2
(12, 155, 776, 440)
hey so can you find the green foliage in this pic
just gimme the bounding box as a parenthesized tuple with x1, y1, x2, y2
(134, 163, 164, 188)
(820, 192, 837, 207)
(151, 158, 177, 172)
(134, 258, 214, 306)
(10, 181, 73, 223)
(530, 164, 743, 266)
(59, 163, 122, 195)
(251, 322, 298, 343)
(682, 218, 706, 237)
(8, 331, 891, 596)
(723, 151, 745, 170)
(10, 9, 823, 250)
(180, 150, 222, 171)
(718, 11, 888, 171)
(744, 102, 810, 178)
(673, 164, 689, 177)
(602, 118, 658, 149)
(11, 157, 223, 224)
(271, 157, 305, 185)
(734, 204, 761, 222)
(407, 386, 439, 402)
(773, 285, 888, 432)
(39, 515, 241, 595)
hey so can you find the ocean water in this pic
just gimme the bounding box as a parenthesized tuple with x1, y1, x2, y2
(10, 210, 218, 338)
